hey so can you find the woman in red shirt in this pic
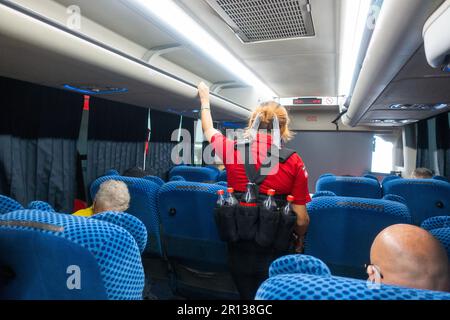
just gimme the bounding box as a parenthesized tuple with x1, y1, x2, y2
(198, 82, 311, 299)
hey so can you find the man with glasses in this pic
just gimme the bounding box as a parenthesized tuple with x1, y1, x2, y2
(367, 224, 449, 292)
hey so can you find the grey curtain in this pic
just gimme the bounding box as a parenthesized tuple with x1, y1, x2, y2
(0, 77, 83, 212)
(144, 142, 177, 179)
(416, 112, 450, 178)
(87, 140, 144, 185)
(0, 137, 78, 212)
(416, 120, 431, 170)
(436, 113, 450, 178)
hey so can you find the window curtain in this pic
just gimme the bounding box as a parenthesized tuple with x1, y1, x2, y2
(436, 112, 450, 178)
(393, 133, 404, 168)
(0, 77, 83, 212)
(86, 97, 148, 186)
(144, 110, 195, 179)
(416, 112, 450, 178)
(416, 120, 431, 170)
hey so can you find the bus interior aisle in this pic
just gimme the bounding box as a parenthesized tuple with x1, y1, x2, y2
(0, 0, 450, 303)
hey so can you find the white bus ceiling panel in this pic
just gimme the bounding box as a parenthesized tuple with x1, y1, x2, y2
(0, 2, 250, 121)
(50, 0, 177, 49)
(343, 0, 445, 127)
(361, 47, 450, 123)
(178, 0, 340, 98)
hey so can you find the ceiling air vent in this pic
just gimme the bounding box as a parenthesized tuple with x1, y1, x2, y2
(205, 0, 315, 43)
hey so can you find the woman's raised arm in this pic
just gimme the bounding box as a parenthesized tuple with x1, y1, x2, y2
(198, 82, 220, 143)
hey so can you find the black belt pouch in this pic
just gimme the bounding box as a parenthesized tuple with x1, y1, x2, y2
(273, 212, 297, 251)
(235, 205, 259, 241)
(214, 206, 239, 243)
(255, 208, 280, 248)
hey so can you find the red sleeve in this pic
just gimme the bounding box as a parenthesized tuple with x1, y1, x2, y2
(210, 133, 236, 165)
(291, 160, 312, 206)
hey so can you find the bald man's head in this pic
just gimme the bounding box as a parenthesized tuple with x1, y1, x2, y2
(369, 224, 449, 292)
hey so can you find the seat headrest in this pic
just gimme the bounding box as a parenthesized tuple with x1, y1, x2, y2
(27, 201, 55, 212)
(307, 196, 411, 220)
(363, 174, 379, 182)
(143, 175, 165, 186)
(159, 181, 225, 196)
(216, 181, 228, 187)
(422, 216, 450, 231)
(316, 175, 382, 199)
(91, 212, 148, 254)
(170, 175, 186, 182)
(90, 176, 161, 256)
(433, 176, 450, 183)
(312, 191, 337, 199)
(430, 227, 450, 258)
(383, 178, 450, 225)
(169, 166, 220, 183)
(0, 195, 23, 215)
(0, 210, 144, 300)
(382, 194, 407, 204)
(381, 175, 402, 186)
(217, 170, 227, 182)
(256, 273, 450, 300)
(104, 169, 120, 176)
(269, 255, 331, 278)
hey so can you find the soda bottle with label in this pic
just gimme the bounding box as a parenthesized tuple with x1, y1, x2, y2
(240, 182, 258, 207)
(283, 195, 295, 216)
(216, 189, 226, 208)
(226, 188, 239, 207)
(263, 189, 278, 211)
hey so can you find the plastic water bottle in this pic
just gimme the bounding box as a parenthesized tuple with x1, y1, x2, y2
(263, 189, 278, 211)
(226, 188, 238, 207)
(241, 183, 258, 207)
(216, 189, 226, 208)
(283, 195, 295, 216)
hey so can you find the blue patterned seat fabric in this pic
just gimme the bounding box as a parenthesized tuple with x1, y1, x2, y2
(256, 273, 450, 300)
(0, 195, 24, 215)
(158, 181, 237, 298)
(0, 210, 144, 300)
(269, 255, 331, 278)
(305, 196, 411, 279)
(316, 174, 382, 199)
(363, 174, 379, 182)
(169, 175, 186, 182)
(90, 176, 161, 256)
(104, 169, 120, 176)
(91, 212, 148, 254)
(169, 166, 219, 183)
(430, 228, 450, 258)
(217, 170, 227, 182)
(381, 175, 402, 188)
(158, 181, 227, 269)
(27, 201, 55, 212)
(312, 191, 336, 199)
(383, 178, 450, 225)
(382, 194, 407, 205)
(422, 216, 450, 231)
(143, 175, 165, 186)
(433, 176, 450, 183)
(216, 181, 228, 187)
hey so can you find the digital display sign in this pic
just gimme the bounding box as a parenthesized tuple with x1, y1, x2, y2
(293, 98, 323, 105)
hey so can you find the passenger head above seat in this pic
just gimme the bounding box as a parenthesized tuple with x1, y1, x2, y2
(368, 224, 449, 292)
(93, 180, 130, 214)
(411, 168, 433, 179)
(122, 167, 153, 178)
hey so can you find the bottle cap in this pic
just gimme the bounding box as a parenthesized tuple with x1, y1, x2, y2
(217, 190, 225, 195)
(267, 189, 276, 196)
(287, 195, 294, 202)
(227, 187, 235, 194)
